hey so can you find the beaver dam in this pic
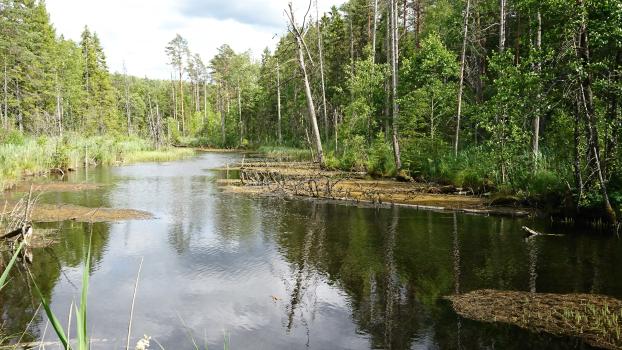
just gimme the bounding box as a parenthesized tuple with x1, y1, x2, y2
(217, 161, 530, 217)
(447, 290, 622, 349)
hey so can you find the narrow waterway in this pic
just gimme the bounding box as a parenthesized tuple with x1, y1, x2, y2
(2, 152, 620, 349)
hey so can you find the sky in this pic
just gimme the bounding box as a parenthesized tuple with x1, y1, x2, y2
(45, 0, 346, 80)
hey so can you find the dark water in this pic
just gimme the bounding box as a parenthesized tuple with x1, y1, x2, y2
(1, 152, 621, 349)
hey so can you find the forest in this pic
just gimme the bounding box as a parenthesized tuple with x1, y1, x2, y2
(0, 0, 621, 224)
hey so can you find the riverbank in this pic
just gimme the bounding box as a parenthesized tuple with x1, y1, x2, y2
(217, 160, 531, 217)
(0, 133, 194, 191)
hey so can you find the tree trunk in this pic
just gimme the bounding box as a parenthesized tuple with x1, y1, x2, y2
(371, 0, 379, 64)
(384, 3, 391, 138)
(179, 70, 185, 135)
(219, 84, 226, 146)
(316, 1, 329, 140)
(499, 0, 506, 52)
(16, 81, 22, 133)
(56, 74, 63, 137)
(2, 62, 7, 130)
(455, 0, 471, 157)
(350, 18, 355, 79)
(286, 3, 324, 166)
(203, 81, 208, 130)
(124, 67, 132, 136)
(238, 81, 243, 145)
(171, 74, 178, 130)
(573, 95, 584, 207)
(277, 60, 282, 145)
(390, 0, 402, 170)
(532, 10, 542, 162)
(576, 0, 616, 224)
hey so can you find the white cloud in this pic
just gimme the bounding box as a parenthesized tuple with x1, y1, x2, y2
(46, 0, 346, 79)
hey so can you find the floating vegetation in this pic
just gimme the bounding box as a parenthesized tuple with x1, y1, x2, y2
(446, 290, 622, 349)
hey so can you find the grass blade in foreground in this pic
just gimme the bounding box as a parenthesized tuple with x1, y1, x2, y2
(0, 241, 25, 291)
(31, 273, 70, 349)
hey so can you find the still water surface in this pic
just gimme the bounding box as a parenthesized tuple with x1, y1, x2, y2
(2, 152, 621, 349)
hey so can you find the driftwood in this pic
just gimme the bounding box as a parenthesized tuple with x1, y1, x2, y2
(522, 226, 564, 239)
(0, 225, 32, 240)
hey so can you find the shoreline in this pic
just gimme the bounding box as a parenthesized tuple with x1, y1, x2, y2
(217, 160, 533, 218)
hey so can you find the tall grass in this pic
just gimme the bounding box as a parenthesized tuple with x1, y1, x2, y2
(0, 132, 194, 190)
(256, 145, 313, 162)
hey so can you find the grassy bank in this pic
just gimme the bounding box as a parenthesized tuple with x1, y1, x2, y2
(0, 132, 194, 190)
(252, 140, 622, 222)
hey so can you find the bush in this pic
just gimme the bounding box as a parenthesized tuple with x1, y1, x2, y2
(339, 135, 367, 171)
(367, 133, 395, 176)
(0, 130, 25, 145)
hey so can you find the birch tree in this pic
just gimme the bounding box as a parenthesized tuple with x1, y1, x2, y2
(286, 1, 325, 166)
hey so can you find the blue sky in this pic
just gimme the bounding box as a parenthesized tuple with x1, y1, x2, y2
(46, 0, 346, 79)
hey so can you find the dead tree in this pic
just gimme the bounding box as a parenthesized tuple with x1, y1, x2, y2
(286, 1, 325, 166)
(455, 0, 471, 157)
(575, 0, 616, 224)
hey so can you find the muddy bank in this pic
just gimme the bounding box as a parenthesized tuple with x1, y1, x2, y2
(13, 182, 103, 193)
(3, 202, 152, 223)
(447, 290, 622, 349)
(218, 162, 530, 217)
(31, 203, 153, 222)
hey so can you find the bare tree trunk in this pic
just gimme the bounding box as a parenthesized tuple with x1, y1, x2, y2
(123, 64, 132, 136)
(55, 73, 63, 137)
(16, 81, 22, 133)
(155, 101, 162, 148)
(179, 71, 185, 135)
(576, 0, 616, 224)
(455, 0, 471, 157)
(2, 62, 7, 130)
(219, 84, 226, 146)
(286, 2, 324, 166)
(238, 81, 243, 145)
(499, 0, 506, 52)
(350, 18, 355, 79)
(316, 0, 329, 140)
(371, 0, 379, 64)
(171, 73, 178, 130)
(384, 3, 391, 137)
(499, 0, 507, 182)
(277, 59, 282, 145)
(532, 10, 542, 162)
(390, 0, 402, 170)
(573, 96, 584, 206)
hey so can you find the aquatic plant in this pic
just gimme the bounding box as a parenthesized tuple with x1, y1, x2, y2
(447, 289, 622, 349)
(32, 233, 92, 350)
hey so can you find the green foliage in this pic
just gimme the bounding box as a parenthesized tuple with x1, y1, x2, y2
(339, 135, 368, 171)
(367, 133, 395, 176)
(0, 131, 26, 145)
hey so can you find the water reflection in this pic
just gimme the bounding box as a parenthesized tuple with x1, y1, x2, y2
(0, 153, 620, 349)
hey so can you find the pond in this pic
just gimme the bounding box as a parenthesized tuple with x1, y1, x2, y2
(2, 152, 621, 349)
